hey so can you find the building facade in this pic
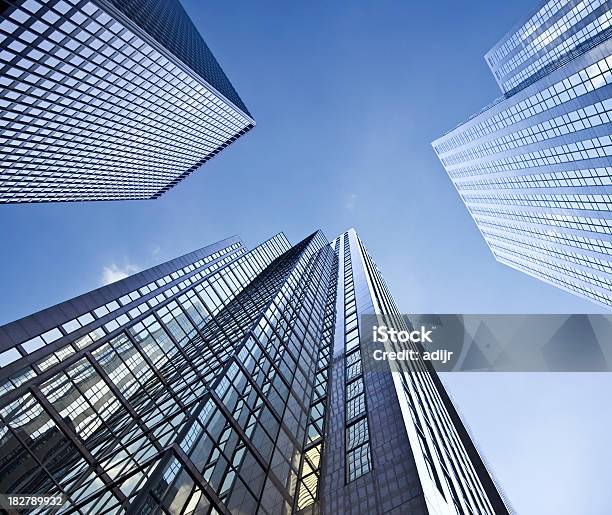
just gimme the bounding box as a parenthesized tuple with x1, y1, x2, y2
(0, 0, 253, 202)
(0, 229, 508, 514)
(433, 0, 612, 308)
(485, 0, 612, 96)
(318, 230, 509, 515)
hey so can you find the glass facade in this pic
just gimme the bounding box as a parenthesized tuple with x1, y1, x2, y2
(0, 229, 508, 514)
(433, 0, 612, 308)
(0, 0, 253, 203)
(486, 0, 612, 95)
(319, 230, 510, 515)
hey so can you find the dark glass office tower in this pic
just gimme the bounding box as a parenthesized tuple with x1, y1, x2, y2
(0, 229, 509, 514)
(0, 0, 253, 202)
(318, 230, 509, 515)
(433, 0, 612, 308)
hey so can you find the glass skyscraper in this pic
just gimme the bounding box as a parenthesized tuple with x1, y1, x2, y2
(0, 229, 509, 514)
(433, 0, 612, 308)
(0, 0, 253, 203)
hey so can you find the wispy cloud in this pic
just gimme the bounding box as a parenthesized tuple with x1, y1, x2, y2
(346, 192, 357, 210)
(100, 262, 140, 286)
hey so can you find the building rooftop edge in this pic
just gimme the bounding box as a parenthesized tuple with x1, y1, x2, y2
(92, 0, 255, 123)
(484, 0, 551, 60)
(0, 235, 242, 342)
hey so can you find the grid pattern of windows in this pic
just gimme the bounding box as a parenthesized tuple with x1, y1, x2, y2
(449, 135, 612, 179)
(341, 233, 372, 483)
(458, 166, 612, 191)
(433, 20, 612, 308)
(488, 0, 611, 94)
(502, 6, 612, 94)
(486, 0, 572, 68)
(433, 53, 612, 156)
(0, 232, 303, 513)
(488, 233, 612, 277)
(463, 191, 612, 211)
(355, 234, 503, 514)
(0, 0, 253, 202)
(294, 248, 338, 511)
(496, 249, 612, 305)
(54, 245, 237, 338)
(0, 229, 511, 514)
(487, 236, 612, 290)
(475, 215, 612, 254)
(0, 229, 371, 515)
(0, 240, 252, 373)
(102, 0, 250, 116)
(442, 97, 612, 169)
(495, 0, 604, 77)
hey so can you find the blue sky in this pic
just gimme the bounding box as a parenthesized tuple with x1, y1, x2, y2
(1, 0, 611, 512)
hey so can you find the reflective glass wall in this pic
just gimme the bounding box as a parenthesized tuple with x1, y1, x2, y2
(0, 230, 508, 514)
(434, 0, 612, 309)
(319, 230, 509, 515)
(0, 0, 253, 202)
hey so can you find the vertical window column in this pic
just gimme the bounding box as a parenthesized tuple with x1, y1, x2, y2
(294, 248, 338, 511)
(342, 234, 372, 482)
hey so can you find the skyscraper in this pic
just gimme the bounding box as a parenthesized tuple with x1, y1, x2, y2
(0, 0, 253, 203)
(0, 229, 509, 514)
(432, 0, 612, 308)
